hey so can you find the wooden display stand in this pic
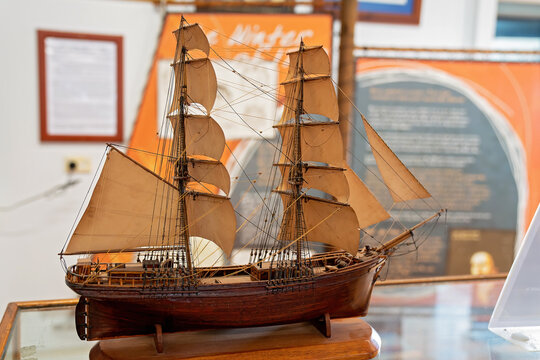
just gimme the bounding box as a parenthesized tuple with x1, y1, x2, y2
(89, 317, 380, 359)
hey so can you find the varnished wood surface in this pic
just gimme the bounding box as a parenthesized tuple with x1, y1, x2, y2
(0, 303, 17, 357)
(90, 317, 380, 360)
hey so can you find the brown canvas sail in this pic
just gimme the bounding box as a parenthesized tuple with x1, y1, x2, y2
(63, 147, 236, 256)
(280, 77, 339, 123)
(173, 23, 210, 57)
(169, 58, 217, 115)
(276, 164, 349, 202)
(277, 192, 360, 255)
(362, 115, 431, 202)
(286, 45, 330, 80)
(275, 122, 344, 165)
(168, 114, 225, 161)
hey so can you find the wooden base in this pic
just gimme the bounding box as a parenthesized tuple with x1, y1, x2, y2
(89, 317, 380, 359)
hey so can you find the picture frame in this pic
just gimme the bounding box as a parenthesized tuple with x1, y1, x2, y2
(37, 30, 123, 142)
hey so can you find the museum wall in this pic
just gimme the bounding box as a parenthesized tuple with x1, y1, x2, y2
(0, 0, 517, 314)
(0, 0, 162, 315)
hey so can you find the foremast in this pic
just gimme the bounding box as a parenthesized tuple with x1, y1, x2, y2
(289, 41, 307, 270)
(172, 16, 194, 280)
(61, 18, 237, 287)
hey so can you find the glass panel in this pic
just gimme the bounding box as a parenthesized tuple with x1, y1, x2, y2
(366, 280, 537, 359)
(2, 306, 93, 360)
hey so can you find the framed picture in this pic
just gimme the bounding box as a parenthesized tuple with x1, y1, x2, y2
(357, 0, 422, 24)
(38, 30, 123, 142)
(314, 0, 422, 25)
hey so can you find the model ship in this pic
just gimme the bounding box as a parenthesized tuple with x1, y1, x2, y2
(61, 18, 444, 341)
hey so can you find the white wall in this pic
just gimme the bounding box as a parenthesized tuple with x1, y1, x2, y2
(0, 0, 505, 315)
(353, 0, 498, 49)
(0, 0, 162, 314)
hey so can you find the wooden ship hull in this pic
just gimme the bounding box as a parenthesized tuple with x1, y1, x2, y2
(68, 253, 385, 340)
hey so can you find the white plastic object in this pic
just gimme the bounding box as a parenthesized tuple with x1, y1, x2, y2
(489, 203, 540, 351)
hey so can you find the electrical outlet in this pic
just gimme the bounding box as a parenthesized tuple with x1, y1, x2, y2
(65, 157, 91, 173)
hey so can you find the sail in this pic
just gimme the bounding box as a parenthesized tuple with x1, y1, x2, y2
(280, 76, 338, 124)
(173, 23, 210, 57)
(276, 164, 349, 202)
(170, 58, 217, 115)
(286, 45, 330, 80)
(168, 114, 225, 161)
(63, 147, 236, 256)
(343, 164, 391, 228)
(275, 122, 344, 165)
(278, 192, 360, 254)
(362, 115, 431, 202)
(186, 157, 230, 195)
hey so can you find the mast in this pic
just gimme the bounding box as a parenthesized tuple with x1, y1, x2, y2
(173, 16, 193, 279)
(292, 41, 306, 268)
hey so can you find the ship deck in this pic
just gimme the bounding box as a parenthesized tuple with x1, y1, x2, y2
(65, 251, 381, 289)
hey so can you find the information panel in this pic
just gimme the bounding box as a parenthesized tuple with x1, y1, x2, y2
(353, 58, 539, 279)
(38, 31, 123, 142)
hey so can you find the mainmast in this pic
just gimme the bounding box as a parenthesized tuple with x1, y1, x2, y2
(292, 41, 306, 268)
(173, 16, 194, 279)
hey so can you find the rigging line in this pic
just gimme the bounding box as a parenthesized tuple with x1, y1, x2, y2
(216, 55, 283, 73)
(212, 56, 317, 133)
(253, 129, 284, 254)
(233, 179, 256, 210)
(216, 73, 279, 89)
(204, 191, 335, 277)
(210, 49, 298, 115)
(221, 206, 343, 278)
(332, 78, 444, 211)
(216, 89, 294, 164)
(359, 203, 401, 246)
(198, 23, 292, 66)
(212, 61, 279, 90)
(212, 87, 275, 113)
(198, 183, 307, 272)
(390, 216, 440, 257)
(197, 202, 265, 273)
(213, 109, 278, 122)
(216, 79, 279, 98)
(170, 160, 285, 257)
(212, 71, 280, 89)
(224, 140, 273, 214)
(60, 147, 108, 257)
(149, 65, 177, 250)
(211, 45, 299, 50)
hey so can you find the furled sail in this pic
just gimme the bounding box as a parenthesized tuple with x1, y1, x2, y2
(276, 164, 349, 202)
(278, 192, 360, 255)
(286, 45, 330, 80)
(168, 114, 225, 161)
(173, 23, 210, 57)
(362, 115, 431, 202)
(63, 147, 236, 256)
(275, 122, 344, 165)
(170, 58, 217, 115)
